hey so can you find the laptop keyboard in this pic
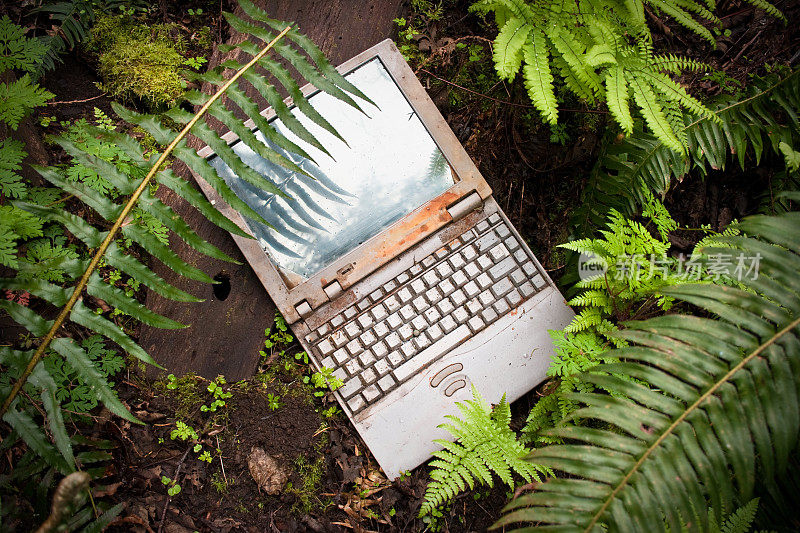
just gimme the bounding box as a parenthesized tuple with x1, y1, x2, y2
(305, 213, 548, 415)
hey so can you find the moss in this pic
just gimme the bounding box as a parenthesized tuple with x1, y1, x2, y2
(287, 451, 327, 514)
(155, 372, 203, 419)
(88, 15, 186, 108)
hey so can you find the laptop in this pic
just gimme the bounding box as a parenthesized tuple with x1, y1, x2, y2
(193, 39, 574, 479)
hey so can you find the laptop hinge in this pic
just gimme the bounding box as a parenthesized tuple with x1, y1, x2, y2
(446, 192, 481, 221)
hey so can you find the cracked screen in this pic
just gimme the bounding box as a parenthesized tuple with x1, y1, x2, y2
(208, 57, 454, 280)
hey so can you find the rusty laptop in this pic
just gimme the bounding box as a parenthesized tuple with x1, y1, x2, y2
(192, 39, 574, 479)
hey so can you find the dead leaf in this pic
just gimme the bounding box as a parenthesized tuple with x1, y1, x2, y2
(247, 447, 289, 495)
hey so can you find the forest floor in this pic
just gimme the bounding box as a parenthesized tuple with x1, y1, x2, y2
(8, 0, 800, 531)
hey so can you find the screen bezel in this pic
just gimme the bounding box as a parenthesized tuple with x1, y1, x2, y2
(193, 39, 491, 323)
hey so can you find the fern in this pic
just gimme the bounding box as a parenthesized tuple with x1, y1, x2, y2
(420, 387, 551, 517)
(573, 67, 800, 234)
(496, 195, 800, 531)
(471, 0, 783, 152)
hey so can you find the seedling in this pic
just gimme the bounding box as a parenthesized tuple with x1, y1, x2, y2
(170, 421, 198, 441)
(161, 476, 181, 496)
(200, 375, 232, 412)
(267, 393, 282, 411)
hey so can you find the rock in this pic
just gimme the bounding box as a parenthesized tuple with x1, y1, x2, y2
(247, 447, 290, 495)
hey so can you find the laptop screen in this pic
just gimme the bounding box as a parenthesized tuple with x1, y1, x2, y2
(209, 57, 455, 279)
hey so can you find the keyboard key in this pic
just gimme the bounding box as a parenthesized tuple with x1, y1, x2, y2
(413, 296, 429, 313)
(371, 304, 388, 321)
(476, 220, 489, 233)
(307, 331, 319, 343)
(460, 228, 476, 242)
(332, 367, 347, 382)
(332, 330, 348, 347)
(452, 270, 468, 287)
(506, 288, 522, 307)
(363, 384, 380, 402)
(462, 246, 478, 261)
(453, 306, 469, 324)
(344, 322, 360, 338)
(373, 341, 388, 358)
(522, 262, 537, 277)
(489, 244, 510, 262)
(347, 395, 365, 411)
(463, 280, 480, 297)
(340, 377, 361, 398)
(488, 213, 501, 224)
(514, 249, 528, 262)
(491, 278, 513, 299)
(394, 325, 470, 382)
(519, 281, 535, 297)
(437, 299, 455, 316)
(331, 314, 345, 327)
(427, 323, 443, 342)
(388, 351, 404, 366)
(422, 255, 436, 268)
(440, 315, 457, 333)
(369, 289, 383, 302)
(374, 359, 391, 376)
(422, 270, 439, 287)
(399, 305, 415, 320)
(321, 356, 335, 368)
(373, 322, 389, 338)
(361, 367, 377, 384)
(467, 297, 483, 316)
(358, 314, 374, 328)
(317, 339, 334, 355)
(383, 280, 398, 293)
(451, 289, 467, 306)
(414, 334, 431, 350)
(494, 299, 510, 316)
(477, 254, 492, 270)
(467, 315, 485, 333)
(386, 313, 402, 329)
(344, 306, 357, 319)
(385, 332, 401, 349)
(510, 268, 526, 285)
(333, 348, 349, 364)
(398, 323, 414, 341)
(482, 306, 498, 323)
(449, 254, 466, 270)
(385, 296, 401, 313)
(357, 298, 371, 312)
(435, 247, 449, 260)
(411, 278, 426, 294)
(378, 374, 396, 392)
(410, 264, 423, 275)
(464, 262, 480, 279)
(479, 290, 495, 307)
(438, 279, 455, 296)
(401, 342, 415, 358)
(448, 238, 461, 251)
(359, 330, 376, 347)
(398, 287, 413, 302)
(533, 274, 547, 289)
(425, 286, 442, 304)
(397, 272, 410, 284)
(436, 262, 453, 277)
(412, 315, 427, 330)
(346, 339, 363, 356)
(504, 236, 519, 251)
(345, 359, 361, 375)
(475, 232, 499, 251)
(497, 224, 511, 238)
(424, 306, 442, 324)
(359, 351, 376, 366)
(317, 323, 331, 337)
(476, 273, 492, 289)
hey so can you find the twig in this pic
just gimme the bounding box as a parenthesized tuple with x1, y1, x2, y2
(417, 68, 608, 114)
(46, 93, 107, 106)
(216, 434, 227, 485)
(157, 445, 191, 533)
(729, 29, 764, 66)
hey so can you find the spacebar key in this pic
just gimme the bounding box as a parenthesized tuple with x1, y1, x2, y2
(393, 325, 470, 382)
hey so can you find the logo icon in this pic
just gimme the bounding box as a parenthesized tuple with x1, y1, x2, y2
(577, 252, 608, 281)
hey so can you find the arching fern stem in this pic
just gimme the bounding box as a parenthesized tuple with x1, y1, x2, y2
(0, 25, 293, 419)
(581, 315, 800, 532)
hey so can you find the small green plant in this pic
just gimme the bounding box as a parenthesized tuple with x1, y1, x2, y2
(267, 393, 281, 411)
(200, 375, 232, 412)
(260, 311, 294, 362)
(170, 420, 199, 441)
(161, 475, 181, 496)
(183, 56, 207, 70)
(198, 450, 212, 463)
(305, 366, 344, 397)
(187, 8, 204, 16)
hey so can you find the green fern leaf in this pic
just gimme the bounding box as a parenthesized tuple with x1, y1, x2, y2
(493, 16, 531, 81)
(629, 74, 684, 153)
(606, 67, 633, 135)
(522, 30, 557, 125)
(2, 406, 70, 473)
(0, 74, 53, 129)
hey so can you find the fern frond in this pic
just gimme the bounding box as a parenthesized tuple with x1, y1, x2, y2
(496, 204, 800, 531)
(493, 16, 532, 81)
(629, 74, 685, 153)
(522, 30, 557, 124)
(605, 66, 633, 135)
(420, 387, 547, 517)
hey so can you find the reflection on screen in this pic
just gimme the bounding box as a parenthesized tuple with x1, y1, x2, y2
(209, 57, 454, 279)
